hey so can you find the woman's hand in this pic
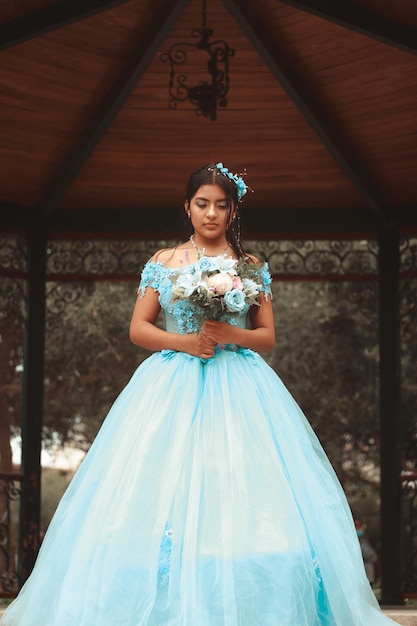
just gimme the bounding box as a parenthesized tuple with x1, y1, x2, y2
(200, 294, 276, 354)
(201, 320, 240, 346)
(186, 332, 217, 359)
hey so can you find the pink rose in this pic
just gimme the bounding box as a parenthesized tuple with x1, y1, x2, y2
(207, 272, 234, 295)
(232, 276, 243, 290)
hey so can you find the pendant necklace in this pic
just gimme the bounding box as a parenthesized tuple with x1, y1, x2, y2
(189, 234, 231, 258)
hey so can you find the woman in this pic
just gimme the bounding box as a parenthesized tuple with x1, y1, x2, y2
(1, 163, 395, 625)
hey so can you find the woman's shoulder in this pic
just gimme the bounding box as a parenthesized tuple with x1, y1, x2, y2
(150, 245, 195, 268)
(149, 247, 175, 264)
(243, 252, 260, 264)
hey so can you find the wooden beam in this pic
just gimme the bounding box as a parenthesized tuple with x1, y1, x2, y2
(38, 0, 192, 222)
(46, 206, 417, 237)
(221, 0, 390, 224)
(276, 0, 417, 57)
(0, 0, 132, 51)
(8, 206, 379, 236)
(2, 204, 417, 237)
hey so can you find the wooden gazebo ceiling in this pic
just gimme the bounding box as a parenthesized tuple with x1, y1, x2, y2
(0, 0, 417, 237)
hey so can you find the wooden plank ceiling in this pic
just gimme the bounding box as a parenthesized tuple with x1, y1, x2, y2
(0, 0, 416, 236)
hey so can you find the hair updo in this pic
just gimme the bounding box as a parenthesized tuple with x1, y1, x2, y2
(185, 163, 239, 208)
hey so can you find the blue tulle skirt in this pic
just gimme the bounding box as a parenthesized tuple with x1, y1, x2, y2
(1, 348, 395, 625)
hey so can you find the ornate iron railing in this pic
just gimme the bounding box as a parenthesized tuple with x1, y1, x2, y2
(44, 238, 381, 281)
(400, 236, 417, 276)
(0, 234, 415, 282)
(246, 239, 379, 279)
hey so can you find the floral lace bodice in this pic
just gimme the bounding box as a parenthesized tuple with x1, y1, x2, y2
(138, 258, 272, 335)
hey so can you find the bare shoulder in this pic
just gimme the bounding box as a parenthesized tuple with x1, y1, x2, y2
(151, 248, 176, 264)
(151, 245, 194, 268)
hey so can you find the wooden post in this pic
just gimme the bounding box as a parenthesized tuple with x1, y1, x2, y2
(19, 226, 47, 584)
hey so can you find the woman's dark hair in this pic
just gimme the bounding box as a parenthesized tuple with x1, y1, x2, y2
(179, 163, 246, 259)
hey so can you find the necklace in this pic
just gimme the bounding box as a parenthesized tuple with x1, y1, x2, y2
(189, 234, 231, 258)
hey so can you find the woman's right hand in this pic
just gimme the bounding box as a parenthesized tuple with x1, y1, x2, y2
(186, 332, 217, 359)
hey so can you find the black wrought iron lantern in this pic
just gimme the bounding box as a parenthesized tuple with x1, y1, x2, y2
(161, 0, 235, 121)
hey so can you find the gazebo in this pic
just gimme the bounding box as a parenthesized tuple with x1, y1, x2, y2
(0, 0, 416, 605)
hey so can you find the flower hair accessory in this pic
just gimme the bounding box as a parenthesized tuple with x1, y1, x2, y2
(214, 162, 252, 201)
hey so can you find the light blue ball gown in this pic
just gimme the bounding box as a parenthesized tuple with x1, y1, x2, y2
(1, 258, 396, 625)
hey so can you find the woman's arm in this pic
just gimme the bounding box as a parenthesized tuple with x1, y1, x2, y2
(129, 287, 216, 359)
(201, 292, 276, 352)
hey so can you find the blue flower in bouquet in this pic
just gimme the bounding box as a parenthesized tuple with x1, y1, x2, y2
(195, 257, 216, 273)
(224, 289, 246, 312)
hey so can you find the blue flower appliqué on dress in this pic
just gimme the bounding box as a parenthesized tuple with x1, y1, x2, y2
(158, 526, 173, 589)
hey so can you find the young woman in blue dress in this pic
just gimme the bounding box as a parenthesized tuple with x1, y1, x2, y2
(1, 163, 396, 625)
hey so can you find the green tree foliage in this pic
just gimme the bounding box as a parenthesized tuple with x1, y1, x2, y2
(0, 278, 24, 471)
(269, 281, 382, 537)
(271, 281, 380, 476)
(43, 280, 150, 448)
(400, 279, 417, 469)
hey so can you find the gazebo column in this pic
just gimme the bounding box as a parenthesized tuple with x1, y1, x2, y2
(19, 226, 47, 584)
(378, 226, 402, 604)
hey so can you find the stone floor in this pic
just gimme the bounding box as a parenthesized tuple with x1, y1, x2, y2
(0, 607, 416, 624)
(383, 607, 417, 625)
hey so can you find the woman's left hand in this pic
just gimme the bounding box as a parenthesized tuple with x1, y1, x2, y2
(201, 320, 241, 346)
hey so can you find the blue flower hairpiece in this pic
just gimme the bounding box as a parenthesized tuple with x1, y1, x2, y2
(215, 162, 251, 201)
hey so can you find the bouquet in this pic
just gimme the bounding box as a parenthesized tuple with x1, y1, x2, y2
(171, 254, 266, 321)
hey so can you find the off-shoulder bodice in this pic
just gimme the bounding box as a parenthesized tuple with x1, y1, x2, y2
(138, 258, 272, 335)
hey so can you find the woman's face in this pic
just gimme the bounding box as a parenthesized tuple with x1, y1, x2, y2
(186, 183, 234, 240)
